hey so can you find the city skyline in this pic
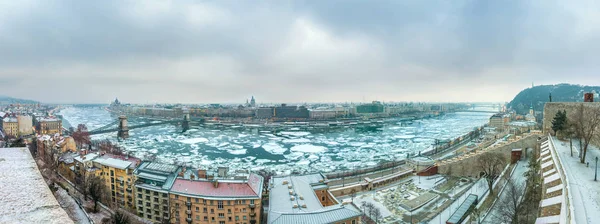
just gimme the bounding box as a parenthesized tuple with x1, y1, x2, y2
(2, 1, 600, 104)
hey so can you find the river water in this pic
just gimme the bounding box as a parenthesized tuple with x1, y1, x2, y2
(58, 107, 495, 174)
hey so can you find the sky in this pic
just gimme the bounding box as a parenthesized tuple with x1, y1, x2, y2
(1, 0, 600, 104)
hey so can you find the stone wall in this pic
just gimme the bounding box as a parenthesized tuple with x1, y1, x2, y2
(438, 134, 539, 177)
(543, 102, 600, 145)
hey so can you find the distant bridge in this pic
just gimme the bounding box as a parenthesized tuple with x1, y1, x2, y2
(72, 112, 202, 139)
(455, 110, 499, 113)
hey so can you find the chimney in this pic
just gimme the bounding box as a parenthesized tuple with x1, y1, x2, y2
(198, 169, 207, 179)
(125, 153, 129, 160)
(585, 93, 594, 102)
(212, 179, 219, 188)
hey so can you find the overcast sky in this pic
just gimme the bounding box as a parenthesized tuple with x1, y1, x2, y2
(1, 0, 599, 104)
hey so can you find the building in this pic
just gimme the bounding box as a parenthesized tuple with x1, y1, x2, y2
(37, 117, 62, 135)
(169, 173, 263, 224)
(17, 115, 33, 135)
(93, 153, 140, 210)
(488, 113, 508, 130)
(134, 162, 182, 223)
(73, 152, 100, 186)
(356, 101, 384, 114)
(2, 117, 18, 137)
(0, 147, 74, 224)
(250, 96, 256, 108)
(268, 173, 362, 224)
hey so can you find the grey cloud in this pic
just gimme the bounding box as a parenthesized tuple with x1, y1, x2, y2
(0, 0, 599, 104)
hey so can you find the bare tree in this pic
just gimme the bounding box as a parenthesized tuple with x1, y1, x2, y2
(110, 209, 135, 224)
(494, 177, 525, 224)
(372, 208, 382, 223)
(72, 124, 91, 149)
(88, 175, 106, 212)
(570, 104, 600, 163)
(476, 152, 507, 196)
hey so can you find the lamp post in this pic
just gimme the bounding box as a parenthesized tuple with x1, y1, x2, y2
(595, 157, 598, 181)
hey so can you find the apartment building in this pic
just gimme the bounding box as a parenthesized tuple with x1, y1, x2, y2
(134, 162, 182, 223)
(93, 153, 140, 210)
(169, 173, 263, 224)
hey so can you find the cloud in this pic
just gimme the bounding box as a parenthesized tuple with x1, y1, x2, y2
(0, 0, 599, 103)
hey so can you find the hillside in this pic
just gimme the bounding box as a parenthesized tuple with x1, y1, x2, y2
(0, 96, 39, 105)
(508, 84, 600, 115)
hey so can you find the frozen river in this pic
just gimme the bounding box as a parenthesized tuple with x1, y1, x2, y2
(59, 107, 495, 174)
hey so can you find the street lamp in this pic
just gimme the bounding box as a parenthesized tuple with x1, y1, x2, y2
(595, 157, 598, 181)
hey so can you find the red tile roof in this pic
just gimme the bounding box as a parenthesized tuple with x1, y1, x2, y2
(171, 179, 259, 198)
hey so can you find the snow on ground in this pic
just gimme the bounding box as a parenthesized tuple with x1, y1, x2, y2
(482, 160, 528, 223)
(553, 137, 600, 224)
(55, 188, 91, 224)
(429, 178, 488, 224)
(290, 144, 328, 153)
(0, 147, 74, 224)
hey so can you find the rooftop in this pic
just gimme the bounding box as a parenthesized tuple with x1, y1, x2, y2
(170, 174, 263, 199)
(73, 152, 99, 163)
(94, 157, 133, 170)
(0, 147, 74, 224)
(268, 173, 362, 224)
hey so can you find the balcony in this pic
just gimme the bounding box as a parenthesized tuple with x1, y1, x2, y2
(185, 210, 192, 215)
(185, 201, 191, 206)
(186, 218, 192, 223)
(250, 212, 256, 217)
(249, 204, 256, 208)
(162, 200, 168, 205)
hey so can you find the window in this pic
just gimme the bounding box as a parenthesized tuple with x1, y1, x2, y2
(228, 217, 232, 221)
(145, 189, 150, 194)
(138, 200, 142, 205)
(137, 193, 142, 198)
(210, 200, 213, 205)
(322, 196, 325, 201)
(175, 203, 179, 207)
(235, 216, 239, 221)
(147, 215, 151, 219)
(242, 208, 246, 213)
(196, 207, 199, 211)
(146, 203, 150, 207)
(175, 195, 179, 199)
(163, 193, 168, 197)
(212, 217, 215, 221)
(218, 201, 224, 209)
(250, 200, 255, 204)
(211, 209, 214, 214)
(242, 200, 246, 204)
(196, 215, 200, 220)
(219, 221, 225, 224)
(195, 198, 199, 203)
(203, 208, 207, 213)
(227, 200, 231, 205)
(146, 209, 151, 213)
(204, 216, 208, 221)
(227, 209, 231, 214)
(146, 196, 150, 200)
(187, 197, 191, 202)
(352, 220, 356, 224)
(218, 213, 224, 218)
(243, 216, 247, 220)
(203, 199, 206, 205)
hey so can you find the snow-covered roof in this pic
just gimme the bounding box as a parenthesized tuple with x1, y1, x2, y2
(73, 152, 99, 163)
(268, 173, 362, 224)
(0, 147, 73, 224)
(94, 157, 133, 170)
(2, 117, 17, 123)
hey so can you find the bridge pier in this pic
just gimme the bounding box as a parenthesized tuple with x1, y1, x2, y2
(182, 112, 190, 132)
(118, 115, 129, 139)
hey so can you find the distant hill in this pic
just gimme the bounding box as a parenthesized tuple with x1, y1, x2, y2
(0, 96, 39, 105)
(508, 84, 600, 115)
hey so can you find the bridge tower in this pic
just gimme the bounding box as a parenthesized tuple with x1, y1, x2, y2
(117, 115, 129, 139)
(182, 112, 190, 132)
